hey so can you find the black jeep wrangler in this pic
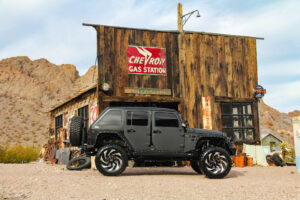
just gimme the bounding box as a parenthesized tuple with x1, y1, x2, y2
(69, 107, 236, 179)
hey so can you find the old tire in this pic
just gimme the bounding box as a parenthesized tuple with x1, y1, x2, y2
(273, 153, 284, 167)
(95, 144, 128, 176)
(66, 157, 91, 170)
(70, 116, 83, 147)
(200, 147, 232, 179)
(191, 161, 203, 174)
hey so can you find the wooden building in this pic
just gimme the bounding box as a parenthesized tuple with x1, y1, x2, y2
(81, 22, 263, 144)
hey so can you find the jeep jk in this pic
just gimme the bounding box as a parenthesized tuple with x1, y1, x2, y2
(69, 107, 236, 179)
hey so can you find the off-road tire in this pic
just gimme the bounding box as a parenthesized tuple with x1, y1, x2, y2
(70, 116, 83, 147)
(95, 144, 128, 176)
(66, 156, 91, 170)
(272, 153, 285, 167)
(191, 161, 203, 174)
(200, 147, 232, 179)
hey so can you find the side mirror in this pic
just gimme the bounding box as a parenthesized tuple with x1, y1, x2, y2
(182, 120, 189, 128)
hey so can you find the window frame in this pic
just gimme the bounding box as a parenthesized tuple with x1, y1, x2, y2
(221, 102, 255, 142)
(55, 114, 63, 138)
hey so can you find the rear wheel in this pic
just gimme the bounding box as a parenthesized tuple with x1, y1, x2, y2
(95, 144, 128, 176)
(200, 147, 231, 179)
(191, 161, 203, 174)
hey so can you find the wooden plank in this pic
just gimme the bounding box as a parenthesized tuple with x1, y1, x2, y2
(124, 87, 171, 95)
(102, 96, 182, 103)
(120, 29, 128, 96)
(114, 28, 121, 96)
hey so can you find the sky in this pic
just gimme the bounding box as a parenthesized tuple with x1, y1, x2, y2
(0, 0, 299, 113)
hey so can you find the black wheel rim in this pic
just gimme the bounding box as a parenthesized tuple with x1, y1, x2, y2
(99, 148, 123, 172)
(204, 151, 228, 174)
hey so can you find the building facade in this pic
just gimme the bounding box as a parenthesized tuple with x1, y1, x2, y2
(83, 23, 262, 144)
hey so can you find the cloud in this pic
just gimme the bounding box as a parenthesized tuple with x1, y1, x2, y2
(263, 80, 300, 113)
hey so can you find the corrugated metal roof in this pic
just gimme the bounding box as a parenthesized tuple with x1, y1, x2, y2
(82, 23, 264, 40)
(49, 83, 97, 112)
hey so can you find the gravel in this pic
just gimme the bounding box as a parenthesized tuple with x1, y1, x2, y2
(0, 162, 299, 200)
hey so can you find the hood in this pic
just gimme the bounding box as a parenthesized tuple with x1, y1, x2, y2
(187, 128, 226, 138)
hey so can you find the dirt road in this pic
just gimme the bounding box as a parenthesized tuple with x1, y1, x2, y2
(0, 162, 299, 200)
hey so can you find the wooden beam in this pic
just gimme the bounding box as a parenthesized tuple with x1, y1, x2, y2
(102, 96, 182, 103)
(178, 3, 183, 33)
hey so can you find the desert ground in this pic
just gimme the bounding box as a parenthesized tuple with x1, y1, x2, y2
(0, 162, 299, 200)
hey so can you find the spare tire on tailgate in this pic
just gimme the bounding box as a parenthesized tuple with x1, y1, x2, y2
(70, 116, 83, 147)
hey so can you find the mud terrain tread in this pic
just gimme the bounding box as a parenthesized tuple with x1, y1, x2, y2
(70, 116, 83, 147)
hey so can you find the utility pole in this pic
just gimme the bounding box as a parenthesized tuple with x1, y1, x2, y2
(177, 3, 183, 33)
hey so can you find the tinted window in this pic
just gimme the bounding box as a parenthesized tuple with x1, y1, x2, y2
(98, 110, 122, 126)
(155, 112, 179, 127)
(127, 111, 148, 126)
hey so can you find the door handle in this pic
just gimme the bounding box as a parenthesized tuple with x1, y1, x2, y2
(153, 130, 162, 134)
(127, 129, 136, 133)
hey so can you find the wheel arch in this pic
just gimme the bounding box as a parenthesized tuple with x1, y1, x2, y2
(195, 137, 230, 154)
(95, 132, 132, 151)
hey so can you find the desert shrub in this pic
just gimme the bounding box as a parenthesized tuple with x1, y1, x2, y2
(280, 141, 295, 163)
(0, 145, 41, 163)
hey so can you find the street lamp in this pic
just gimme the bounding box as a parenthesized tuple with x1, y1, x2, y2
(181, 10, 201, 28)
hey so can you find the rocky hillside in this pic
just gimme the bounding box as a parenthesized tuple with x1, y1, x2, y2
(0, 56, 297, 146)
(260, 101, 294, 144)
(0, 57, 97, 146)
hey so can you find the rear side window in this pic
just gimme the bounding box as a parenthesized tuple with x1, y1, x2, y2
(155, 112, 179, 127)
(127, 111, 148, 126)
(97, 110, 122, 126)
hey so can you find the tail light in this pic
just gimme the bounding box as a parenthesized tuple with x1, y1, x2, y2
(88, 130, 91, 137)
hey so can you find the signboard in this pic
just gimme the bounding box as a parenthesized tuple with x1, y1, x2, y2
(293, 116, 300, 173)
(128, 45, 167, 76)
(124, 87, 171, 96)
(202, 96, 212, 130)
(254, 85, 266, 99)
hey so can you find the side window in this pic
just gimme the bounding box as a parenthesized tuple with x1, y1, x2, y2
(96, 110, 122, 126)
(155, 112, 179, 127)
(127, 111, 148, 126)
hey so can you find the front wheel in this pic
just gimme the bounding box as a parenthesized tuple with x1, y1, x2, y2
(200, 147, 232, 179)
(95, 144, 128, 176)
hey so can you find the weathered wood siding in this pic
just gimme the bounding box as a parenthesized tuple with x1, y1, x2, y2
(179, 33, 258, 138)
(96, 26, 180, 98)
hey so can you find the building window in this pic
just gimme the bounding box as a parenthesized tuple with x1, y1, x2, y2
(55, 114, 63, 137)
(221, 102, 254, 141)
(78, 105, 89, 134)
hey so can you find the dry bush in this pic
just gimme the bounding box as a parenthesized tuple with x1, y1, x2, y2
(0, 145, 41, 163)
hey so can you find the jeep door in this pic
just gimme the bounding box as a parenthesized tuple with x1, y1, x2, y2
(152, 111, 185, 152)
(125, 110, 151, 152)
